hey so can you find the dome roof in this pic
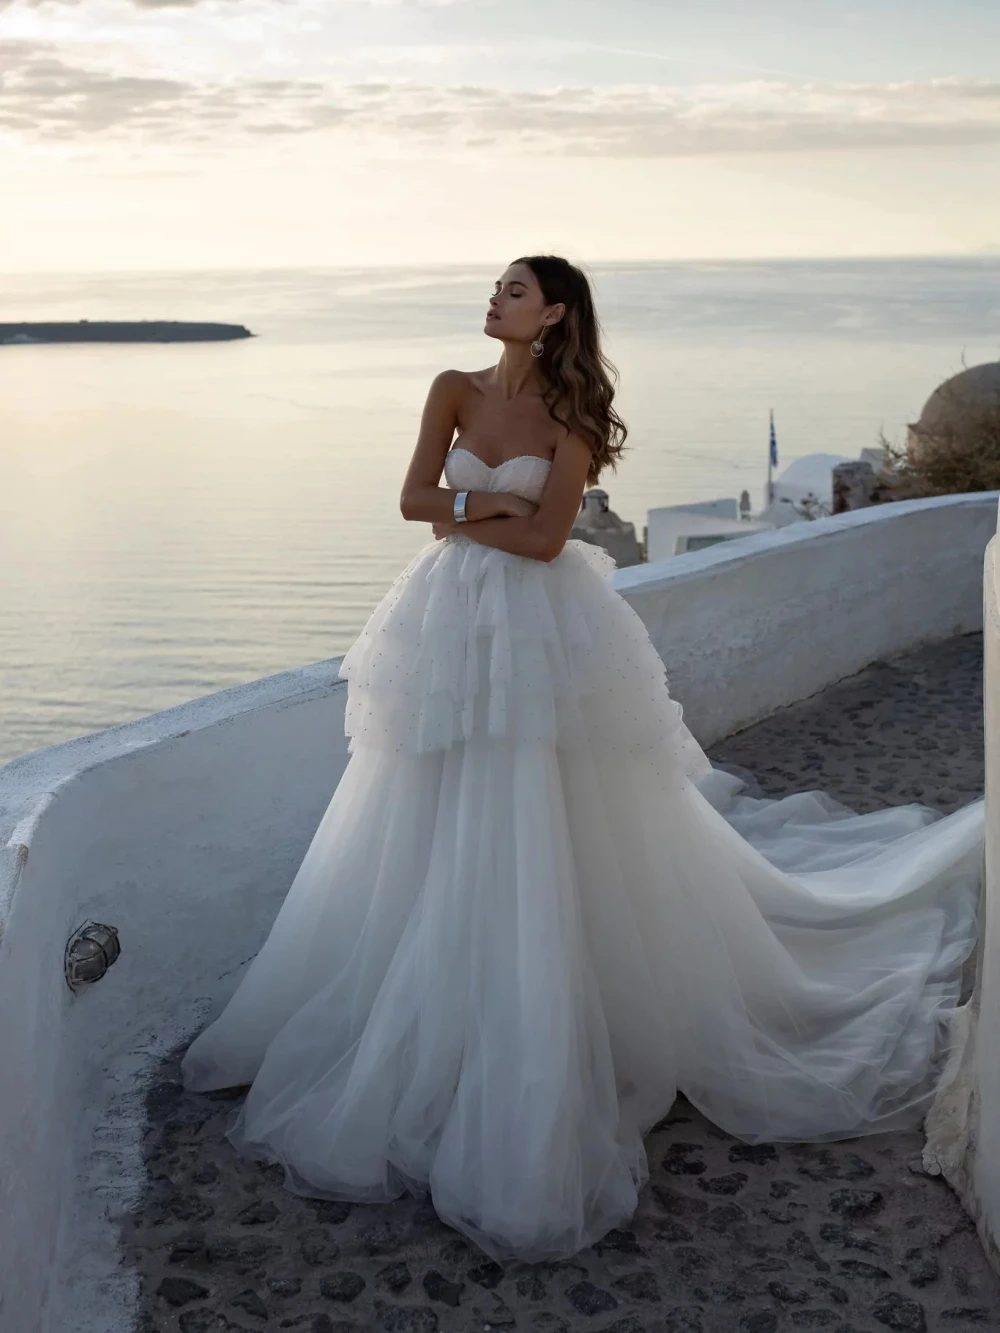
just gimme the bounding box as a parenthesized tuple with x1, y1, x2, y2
(911, 360, 1000, 436)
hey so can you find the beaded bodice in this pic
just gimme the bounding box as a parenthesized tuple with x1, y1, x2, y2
(444, 447, 552, 504)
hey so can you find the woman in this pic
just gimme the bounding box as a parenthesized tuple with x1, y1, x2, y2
(181, 254, 984, 1265)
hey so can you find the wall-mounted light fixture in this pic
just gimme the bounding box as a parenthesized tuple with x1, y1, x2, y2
(65, 921, 121, 993)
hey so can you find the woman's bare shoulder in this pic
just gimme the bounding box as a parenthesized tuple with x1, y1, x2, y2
(459, 367, 495, 395)
(430, 367, 491, 397)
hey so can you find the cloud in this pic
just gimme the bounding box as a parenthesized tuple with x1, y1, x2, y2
(0, 0, 463, 7)
(3, 40, 1000, 156)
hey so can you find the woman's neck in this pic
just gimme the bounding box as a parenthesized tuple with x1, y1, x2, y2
(493, 348, 543, 400)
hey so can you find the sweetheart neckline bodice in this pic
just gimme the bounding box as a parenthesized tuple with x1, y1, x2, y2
(447, 446, 553, 472)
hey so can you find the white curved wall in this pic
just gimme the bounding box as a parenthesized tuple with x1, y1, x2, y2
(619, 490, 998, 745)
(0, 661, 352, 1332)
(979, 527, 1000, 1259)
(925, 502, 1000, 1271)
(0, 490, 997, 1333)
(978, 523, 1000, 1267)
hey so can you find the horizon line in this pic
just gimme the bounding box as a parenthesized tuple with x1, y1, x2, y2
(1, 249, 999, 280)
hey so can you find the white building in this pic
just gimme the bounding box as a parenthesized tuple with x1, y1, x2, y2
(756, 451, 853, 527)
(645, 502, 775, 561)
(645, 452, 853, 561)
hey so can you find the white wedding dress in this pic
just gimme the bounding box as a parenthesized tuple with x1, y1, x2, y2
(180, 447, 985, 1264)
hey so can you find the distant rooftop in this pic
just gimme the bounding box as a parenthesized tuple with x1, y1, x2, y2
(911, 360, 1000, 437)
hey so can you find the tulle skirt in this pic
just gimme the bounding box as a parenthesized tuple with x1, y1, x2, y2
(180, 535, 983, 1263)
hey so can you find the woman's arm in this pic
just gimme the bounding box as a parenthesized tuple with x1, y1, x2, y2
(398, 370, 511, 524)
(434, 430, 594, 563)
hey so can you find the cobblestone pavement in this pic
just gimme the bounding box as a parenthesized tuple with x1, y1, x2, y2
(122, 632, 996, 1333)
(708, 634, 985, 817)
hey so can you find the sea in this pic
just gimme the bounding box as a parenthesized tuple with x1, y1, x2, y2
(1, 256, 998, 766)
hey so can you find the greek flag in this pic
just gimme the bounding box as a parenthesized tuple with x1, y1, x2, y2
(769, 409, 778, 468)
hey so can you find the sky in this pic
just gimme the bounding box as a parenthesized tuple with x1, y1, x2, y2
(1, 0, 999, 271)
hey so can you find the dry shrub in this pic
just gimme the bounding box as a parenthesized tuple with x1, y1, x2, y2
(878, 401, 1000, 500)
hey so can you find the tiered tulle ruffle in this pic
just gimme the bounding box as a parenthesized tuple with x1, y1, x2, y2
(339, 535, 707, 771)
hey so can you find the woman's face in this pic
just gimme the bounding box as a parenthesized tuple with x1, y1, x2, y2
(485, 263, 559, 345)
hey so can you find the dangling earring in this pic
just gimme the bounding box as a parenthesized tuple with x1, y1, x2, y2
(530, 326, 546, 358)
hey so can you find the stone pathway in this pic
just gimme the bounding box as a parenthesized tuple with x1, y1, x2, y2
(121, 632, 996, 1333)
(708, 633, 985, 817)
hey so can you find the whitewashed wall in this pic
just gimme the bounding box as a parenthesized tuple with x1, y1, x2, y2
(620, 491, 998, 746)
(0, 663, 351, 1333)
(924, 501, 1000, 1271)
(0, 490, 997, 1333)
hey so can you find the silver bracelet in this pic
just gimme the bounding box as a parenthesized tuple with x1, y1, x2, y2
(453, 490, 469, 523)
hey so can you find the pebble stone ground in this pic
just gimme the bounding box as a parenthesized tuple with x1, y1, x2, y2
(121, 631, 997, 1333)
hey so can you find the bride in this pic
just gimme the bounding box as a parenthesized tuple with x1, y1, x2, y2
(180, 253, 985, 1265)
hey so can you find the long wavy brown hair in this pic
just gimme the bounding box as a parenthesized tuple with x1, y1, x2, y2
(512, 254, 628, 485)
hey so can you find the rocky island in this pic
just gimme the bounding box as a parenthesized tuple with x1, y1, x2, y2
(0, 320, 253, 345)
